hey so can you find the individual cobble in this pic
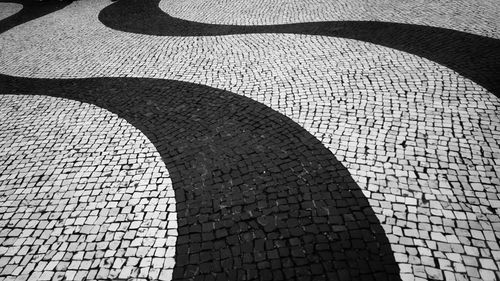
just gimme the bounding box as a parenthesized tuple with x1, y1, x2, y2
(0, 95, 177, 281)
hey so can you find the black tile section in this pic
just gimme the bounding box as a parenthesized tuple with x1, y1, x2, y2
(98, 0, 500, 98)
(0, 74, 401, 281)
(0, 0, 72, 34)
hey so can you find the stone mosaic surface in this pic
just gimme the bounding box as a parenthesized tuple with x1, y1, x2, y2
(1, 76, 400, 280)
(158, 0, 500, 39)
(0, 95, 177, 280)
(0, 0, 499, 280)
(0, 0, 72, 34)
(0, 2, 22, 21)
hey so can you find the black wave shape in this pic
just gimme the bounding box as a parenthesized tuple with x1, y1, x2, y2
(0, 74, 401, 280)
(0, 0, 72, 34)
(98, 0, 500, 98)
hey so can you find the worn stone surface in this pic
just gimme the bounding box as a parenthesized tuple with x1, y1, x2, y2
(0, 0, 500, 280)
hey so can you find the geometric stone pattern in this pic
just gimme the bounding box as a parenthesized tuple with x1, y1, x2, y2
(0, 0, 500, 280)
(159, 0, 500, 38)
(0, 95, 176, 280)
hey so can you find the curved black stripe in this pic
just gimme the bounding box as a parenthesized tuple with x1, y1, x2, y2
(0, 0, 72, 34)
(98, 0, 500, 97)
(0, 74, 401, 280)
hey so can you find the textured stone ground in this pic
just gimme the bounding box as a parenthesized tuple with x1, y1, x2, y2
(0, 2, 21, 20)
(0, 0, 499, 280)
(0, 95, 177, 280)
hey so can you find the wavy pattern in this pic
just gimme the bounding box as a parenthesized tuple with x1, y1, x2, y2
(0, 0, 71, 34)
(99, 0, 500, 97)
(0, 2, 22, 21)
(0, 94, 178, 280)
(5, 0, 499, 280)
(0, 74, 401, 280)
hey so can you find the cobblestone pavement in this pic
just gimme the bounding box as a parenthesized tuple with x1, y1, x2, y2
(1, 0, 500, 280)
(0, 94, 177, 280)
(1, 76, 400, 280)
(0, 2, 21, 21)
(0, 0, 71, 34)
(158, 0, 500, 39)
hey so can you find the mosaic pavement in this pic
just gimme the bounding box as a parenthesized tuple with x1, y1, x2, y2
(0, 0, 499, 280)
